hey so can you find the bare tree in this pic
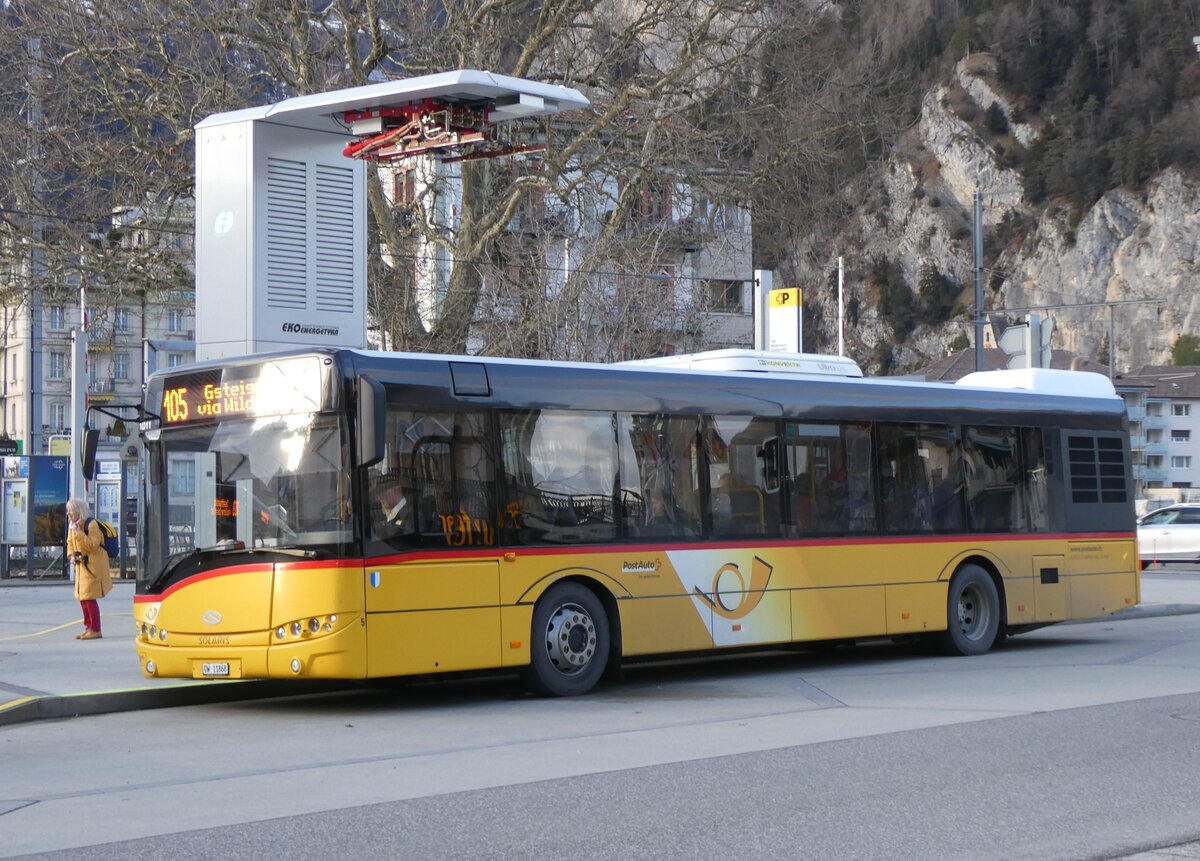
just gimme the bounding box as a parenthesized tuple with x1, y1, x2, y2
(1, 0, 900, 359)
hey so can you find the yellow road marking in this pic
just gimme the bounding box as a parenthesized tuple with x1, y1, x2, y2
(0, 619, 84, 641)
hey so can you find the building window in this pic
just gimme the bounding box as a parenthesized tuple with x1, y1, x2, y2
(1172, 403, 1191, 417)
(48, 305, 66, 330)
(171, 459, 195, 495)
(89, 362, 99, 388)
(49, 402, 65, 429)
(167, 353, 186, 368)
(1171, 456, 1192, 469)
(9, 353, 16, 382)
(48, 351, 66, 380)
(114, 352, 129, 380)
(168, 309, 186, 333)
(114, 308, 129, 333)
(1172, 429, 1191, 443)
(393, 168, 416, 205)
(707, 280, 744, 312)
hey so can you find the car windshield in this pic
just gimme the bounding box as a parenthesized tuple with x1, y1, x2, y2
(141, 412, 351, 585)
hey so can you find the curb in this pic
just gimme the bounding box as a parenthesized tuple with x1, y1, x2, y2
(1107, 603, 1200, 621)
(0, 679, 361, 728)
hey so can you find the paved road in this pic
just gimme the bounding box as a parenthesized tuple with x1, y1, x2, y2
(3, 570, 1200, 859)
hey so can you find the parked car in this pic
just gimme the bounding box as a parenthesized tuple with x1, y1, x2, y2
(1137, 503, 1200, 567)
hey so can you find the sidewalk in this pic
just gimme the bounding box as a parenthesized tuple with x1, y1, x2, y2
(2, 570, 1199, 728)
(0, 579, 350, 726)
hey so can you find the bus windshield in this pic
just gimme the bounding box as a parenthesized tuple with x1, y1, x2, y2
(141, 411, 351, 584)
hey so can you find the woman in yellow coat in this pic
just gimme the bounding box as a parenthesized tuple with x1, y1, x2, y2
(66, 498, 112, 639)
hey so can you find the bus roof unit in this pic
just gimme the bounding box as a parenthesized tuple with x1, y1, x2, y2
(955, 368, 1119, 399)
(619, 349, 863, 378)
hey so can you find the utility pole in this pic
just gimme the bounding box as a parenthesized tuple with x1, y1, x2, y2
(24, 37, 47, 458)
(837, 256, 845, 357)
(973, 187, 984, 372)
(69, 249, 88, 503)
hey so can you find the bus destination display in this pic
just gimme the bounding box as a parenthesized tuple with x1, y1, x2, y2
(161, 371, 257, 426)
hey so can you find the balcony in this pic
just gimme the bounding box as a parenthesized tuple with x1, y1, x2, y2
(1139, 465, 1168, 483)
(1142, 411, 1167, 430)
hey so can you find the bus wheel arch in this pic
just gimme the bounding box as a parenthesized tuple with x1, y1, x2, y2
(936, 560, 1004, 656)
(521, 578, 616, 697)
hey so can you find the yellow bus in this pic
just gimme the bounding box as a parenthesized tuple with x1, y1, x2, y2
(131, 349, 1139, 696)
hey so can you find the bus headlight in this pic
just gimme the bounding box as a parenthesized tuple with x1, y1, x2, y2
(290, 658, 301, 673)
(309, 618, 320, 633)
(158, 628, 168, 641)
(290, 621, 302, 637)
(276, 626, 286, 640)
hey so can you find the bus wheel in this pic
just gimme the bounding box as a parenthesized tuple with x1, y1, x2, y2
(937, 564, 1000, 656)
(522, 582, 610, 697)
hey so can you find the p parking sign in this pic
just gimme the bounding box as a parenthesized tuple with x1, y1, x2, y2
(768, 287, 802, 352)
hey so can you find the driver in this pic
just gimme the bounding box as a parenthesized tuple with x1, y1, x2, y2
(374, 474, 413, 538)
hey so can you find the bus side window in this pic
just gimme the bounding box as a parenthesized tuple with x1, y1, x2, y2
(784, 421, 874, 535)
(963, 426, 1021, 532)
(499, 409, 617, 545)
(877, 422, 962, 534)
(704, 416, 781, 538)
(368, 408, 498, 548)
(617, 412, 702, 540)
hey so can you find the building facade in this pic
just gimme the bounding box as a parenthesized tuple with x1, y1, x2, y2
(1116, 366, 1200, 497)
(0, 205, 196, 456)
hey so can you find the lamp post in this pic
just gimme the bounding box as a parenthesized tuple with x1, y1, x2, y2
(69, 249, 88, 503)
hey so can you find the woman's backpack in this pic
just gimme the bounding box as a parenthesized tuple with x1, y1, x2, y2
(84, 517, 120, 560)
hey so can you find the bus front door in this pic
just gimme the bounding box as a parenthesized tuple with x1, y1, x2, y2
(364, 559, 501, 678)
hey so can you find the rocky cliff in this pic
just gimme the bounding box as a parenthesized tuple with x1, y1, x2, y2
(793, 53, 1200, 374)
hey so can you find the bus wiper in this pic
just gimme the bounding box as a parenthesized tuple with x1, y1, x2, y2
(146, 542, 320, 593)
(146, 546, 206, 594)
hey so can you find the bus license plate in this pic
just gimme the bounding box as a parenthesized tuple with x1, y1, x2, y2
(201, 662, 230, 677)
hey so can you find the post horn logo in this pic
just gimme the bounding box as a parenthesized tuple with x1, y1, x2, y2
(692, 556, 774, 620)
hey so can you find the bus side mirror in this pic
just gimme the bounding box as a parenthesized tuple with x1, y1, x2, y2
(357, 374, 386, 468)
(80, 428, 100, 480)
(147, 439, 164, 486)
